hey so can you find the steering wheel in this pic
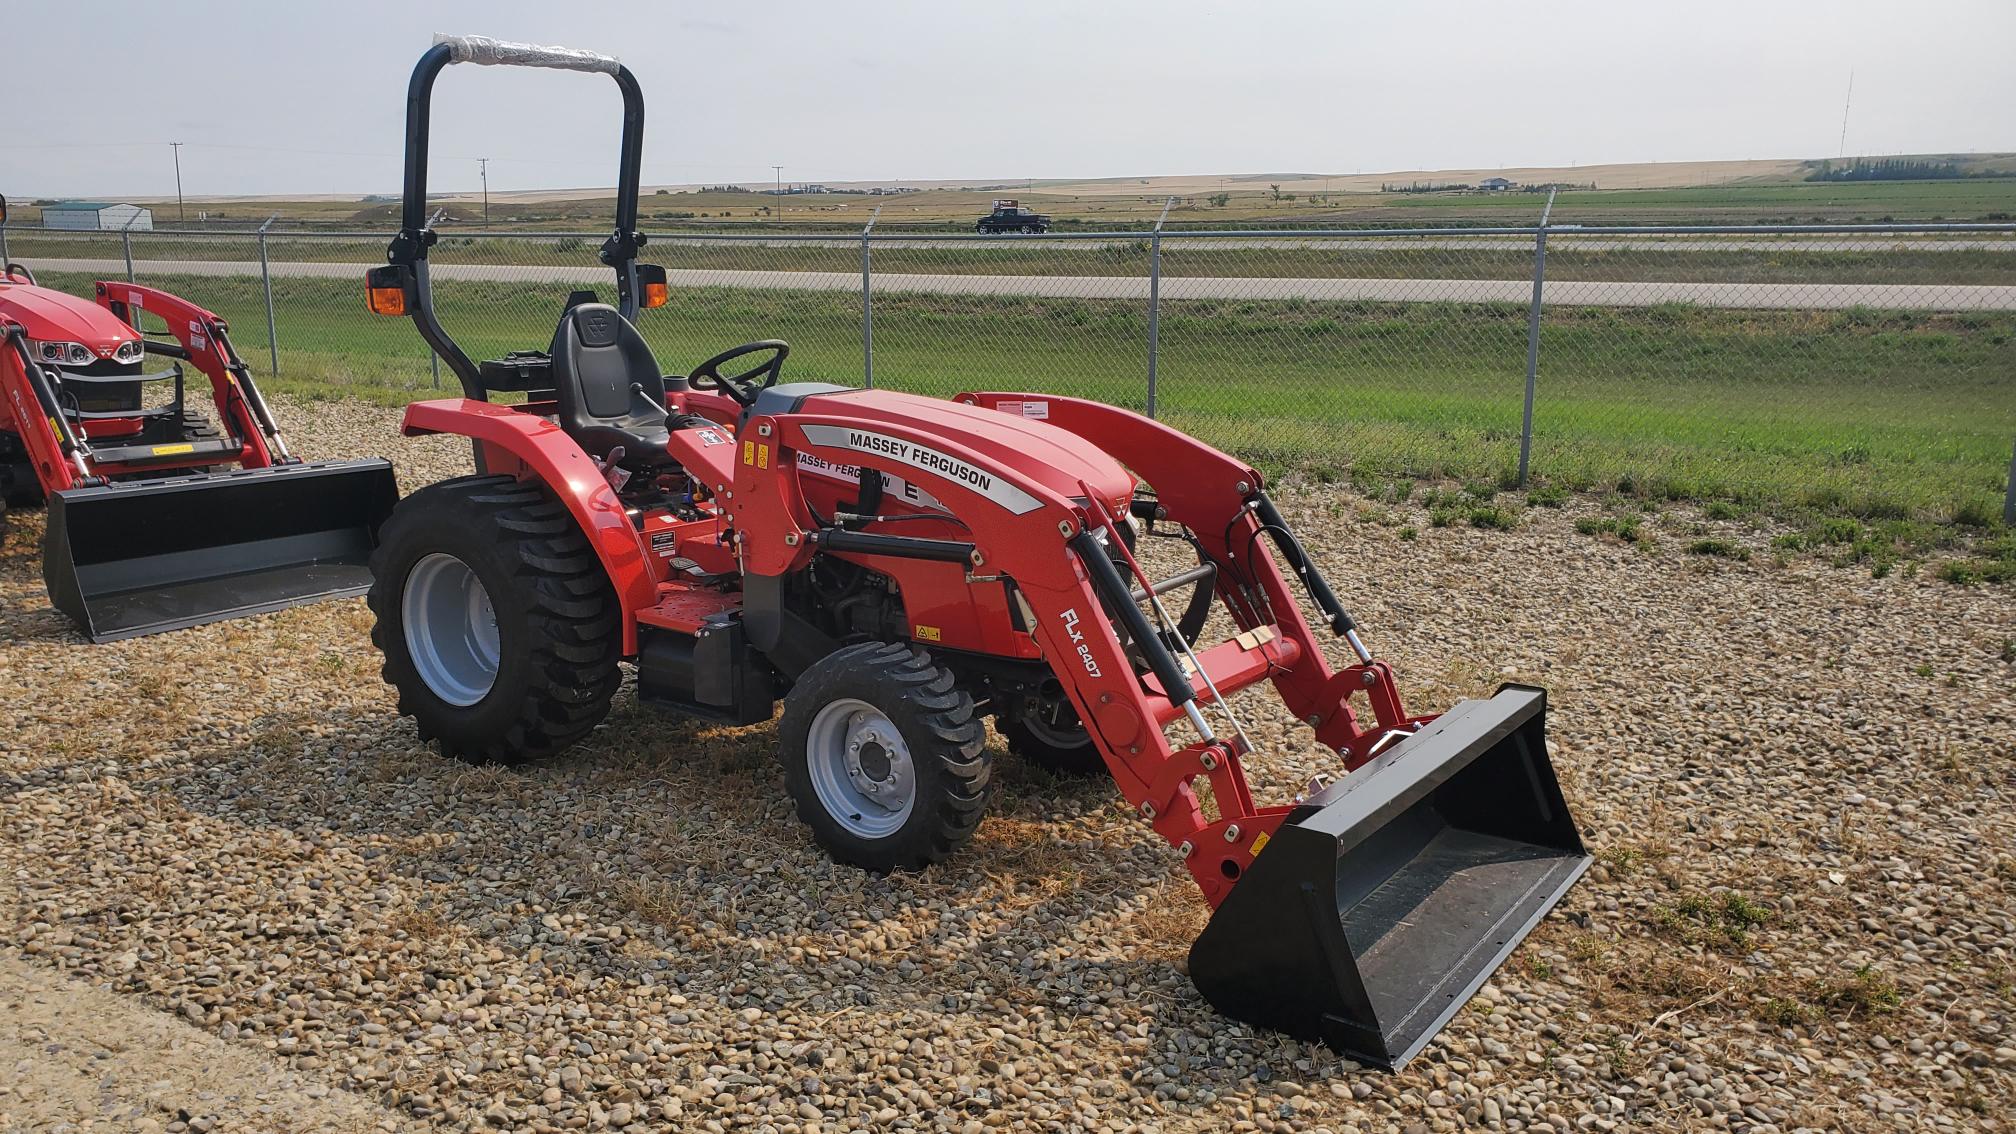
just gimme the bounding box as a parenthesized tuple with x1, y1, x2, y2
(3, 263, 36, 285)
(687, 340, 789, 407)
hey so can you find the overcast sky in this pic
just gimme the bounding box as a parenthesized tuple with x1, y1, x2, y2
(4, 0, 2012, 199)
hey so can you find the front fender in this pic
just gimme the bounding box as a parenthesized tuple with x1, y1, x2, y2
(402, 399, 652, 654)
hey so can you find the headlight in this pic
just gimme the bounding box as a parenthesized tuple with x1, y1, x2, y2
(114, 340, 144, 363)
(35, 340, 92, 365)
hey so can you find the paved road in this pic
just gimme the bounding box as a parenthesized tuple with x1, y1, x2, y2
(25, 256, 2016, 310)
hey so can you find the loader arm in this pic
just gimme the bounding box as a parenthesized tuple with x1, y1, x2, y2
(93, 281, 284, 468)
(735, 408, 1302, 905)
(956, 392, 1420, 764)
(770, 396, 1589, 1069)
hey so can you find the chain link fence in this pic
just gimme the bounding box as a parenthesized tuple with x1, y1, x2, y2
(6, 221, 2012, 521)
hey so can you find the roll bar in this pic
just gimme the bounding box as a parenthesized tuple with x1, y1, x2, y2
(383, 36, 648, 400)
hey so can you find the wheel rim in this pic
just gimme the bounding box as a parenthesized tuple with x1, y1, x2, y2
(805, 697, 917, 838)
(402, 552, 500, 707)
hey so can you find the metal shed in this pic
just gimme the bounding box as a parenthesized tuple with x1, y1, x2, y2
(40, 201, 154, 231)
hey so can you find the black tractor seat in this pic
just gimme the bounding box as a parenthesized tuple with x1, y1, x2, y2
(550, 303, 673, 471)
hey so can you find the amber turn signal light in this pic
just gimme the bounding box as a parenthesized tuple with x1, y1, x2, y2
(637, 264, 669, 309)
(364, 266, 411, 317)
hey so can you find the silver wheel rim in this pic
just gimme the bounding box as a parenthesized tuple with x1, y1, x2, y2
(402, 552, 500, 707)
(806, 697, 917, 838)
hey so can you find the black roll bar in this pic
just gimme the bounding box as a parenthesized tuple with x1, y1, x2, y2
(387, 36, 648, 400)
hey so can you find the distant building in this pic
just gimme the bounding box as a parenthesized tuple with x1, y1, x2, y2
(1478, 177, 1515, 192)
(41, 201, 154, 230)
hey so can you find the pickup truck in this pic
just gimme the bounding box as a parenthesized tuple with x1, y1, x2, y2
(976, 199, 1051, 234)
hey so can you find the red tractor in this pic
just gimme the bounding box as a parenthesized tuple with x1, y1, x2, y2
(0, 197, 396, 640)
(364, 37, 1589, 1069)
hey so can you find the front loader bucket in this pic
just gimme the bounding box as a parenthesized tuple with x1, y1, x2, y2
(1188, 685, 1588, 1070)
(42, 460, 399, 642)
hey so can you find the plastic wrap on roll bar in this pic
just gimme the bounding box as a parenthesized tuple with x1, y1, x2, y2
(432, 33, 619, 74)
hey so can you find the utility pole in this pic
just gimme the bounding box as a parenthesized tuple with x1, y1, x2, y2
(1838, 70, 1855, 158)
(479, 158, 491, 226)
(772, 165, 782, 218)
(170, 142, 185, 223)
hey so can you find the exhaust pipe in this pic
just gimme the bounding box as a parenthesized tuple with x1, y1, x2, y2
(1187, 685, 1588, 1070)
(42, 459, 399, 642)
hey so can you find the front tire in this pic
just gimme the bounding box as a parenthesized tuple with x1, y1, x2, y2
(367, 474, 621, 765)
(780, 643, 989, 872)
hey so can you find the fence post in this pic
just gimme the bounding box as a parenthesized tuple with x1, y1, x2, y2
(1516, 188, 1557, 486)
(121, 228, 135, 283)
(257, 214, 280, 375)
(1145, 196, 1175, 418)
(862, 206, 880, 388)
(2005, 437, 2016, 527)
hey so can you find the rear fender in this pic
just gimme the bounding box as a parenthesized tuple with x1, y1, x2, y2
(402, 398, 653, 654)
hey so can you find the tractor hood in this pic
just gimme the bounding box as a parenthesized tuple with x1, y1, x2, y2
(0, 281, 140, 356)
(778, 386, 1137, 514)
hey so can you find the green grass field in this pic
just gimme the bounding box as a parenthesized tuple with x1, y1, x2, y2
(33, 271, 2016, 529)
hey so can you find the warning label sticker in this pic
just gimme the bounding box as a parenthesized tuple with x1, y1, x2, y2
(994, 399, 1050, 420)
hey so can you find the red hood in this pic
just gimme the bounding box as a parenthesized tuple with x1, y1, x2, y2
(0, 281, 139, 356)
(803, 388, 1137, 512)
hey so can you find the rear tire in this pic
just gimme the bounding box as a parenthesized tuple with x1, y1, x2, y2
(780, 643, 989, 872)
(367, 474, 621, 765)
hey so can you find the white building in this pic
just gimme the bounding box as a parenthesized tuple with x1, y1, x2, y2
(40, 201, 155, 231)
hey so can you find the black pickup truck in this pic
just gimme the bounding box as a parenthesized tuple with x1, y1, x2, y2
(976, 199, 1051, 234)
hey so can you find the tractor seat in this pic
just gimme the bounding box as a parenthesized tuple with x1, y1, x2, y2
(550, 303, 672, 470)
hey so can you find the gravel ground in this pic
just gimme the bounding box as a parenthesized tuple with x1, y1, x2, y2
(2, 397, 2012, 1133)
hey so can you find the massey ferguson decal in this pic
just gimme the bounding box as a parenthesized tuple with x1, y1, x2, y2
(796, 450, 950, 514)
(798, 424, 1043, 514)
(1060, 608, 1103, 678)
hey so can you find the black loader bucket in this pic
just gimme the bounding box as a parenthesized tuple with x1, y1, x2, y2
(1188, 685, 1588, 1070)
(42, 460, 399, 642)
